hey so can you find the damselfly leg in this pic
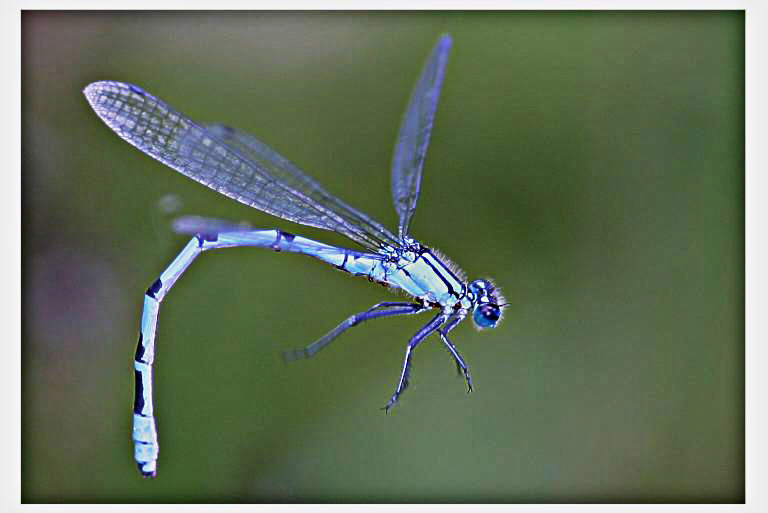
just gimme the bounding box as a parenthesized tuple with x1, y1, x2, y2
(383, 312, 448, 412)
(282, 302, 427, 362)
(438, 313, 473, 392)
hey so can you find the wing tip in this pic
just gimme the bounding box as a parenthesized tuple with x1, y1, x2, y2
(83, 81, 144, 104)
(82, 81, 103, 105)
(83, 80, 120, 111)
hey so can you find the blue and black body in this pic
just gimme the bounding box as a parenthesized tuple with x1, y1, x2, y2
(84, 34, 506, 478)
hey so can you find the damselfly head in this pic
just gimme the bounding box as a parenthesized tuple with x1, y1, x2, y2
(468, 279, 505, 329)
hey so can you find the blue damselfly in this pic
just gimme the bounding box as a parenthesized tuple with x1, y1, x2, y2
(84, 34, 505, 478)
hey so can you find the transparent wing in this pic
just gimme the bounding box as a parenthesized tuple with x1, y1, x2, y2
(205, 123, 400, 248)
(391, 34, 452, 240)
(83, 81, 400, 251)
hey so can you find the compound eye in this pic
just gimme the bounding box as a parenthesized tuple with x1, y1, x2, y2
(473, 303, 500, 328)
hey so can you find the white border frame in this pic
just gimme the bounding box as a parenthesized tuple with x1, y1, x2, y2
(7, 2, 763, 511)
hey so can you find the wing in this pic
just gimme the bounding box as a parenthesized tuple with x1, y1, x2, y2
(204, 123, 400, 249)
(83, 81, 400, 251)
(390, 34, 452, 240)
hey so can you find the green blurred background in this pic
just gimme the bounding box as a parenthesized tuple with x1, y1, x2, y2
(22, 11, 743, 503)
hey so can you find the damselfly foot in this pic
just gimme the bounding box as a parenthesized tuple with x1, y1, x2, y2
(382, 381, 410, 413)
(460, 368, 473, 393)
(382, 396, 399, 414)
(454, 362, 474, 392)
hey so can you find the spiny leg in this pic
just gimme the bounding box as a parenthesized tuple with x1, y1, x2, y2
(439, 314, 464, 375)
(438, 314, 472, 393)
(383, 311, 447, 412)
(282, 302, 426, 362)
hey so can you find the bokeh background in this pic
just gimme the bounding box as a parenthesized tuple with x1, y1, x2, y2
(22, 11, 743, 503)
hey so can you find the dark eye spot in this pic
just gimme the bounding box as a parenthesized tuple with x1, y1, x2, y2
(480, 304, 499, 322)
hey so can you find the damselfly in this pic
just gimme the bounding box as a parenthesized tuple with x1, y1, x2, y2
(83, 34, 505, 478)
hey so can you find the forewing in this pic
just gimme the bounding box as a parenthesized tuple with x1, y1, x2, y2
(83, 81, 398, 251)
(390, 34, 452, 240)
(205, 123, 400, 249)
